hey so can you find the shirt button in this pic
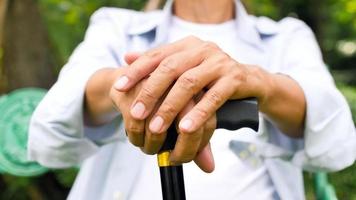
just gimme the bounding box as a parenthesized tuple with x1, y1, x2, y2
(113, 191, 124, 200)
(248, 144, 257, 153)
(239, 150, 249, 160)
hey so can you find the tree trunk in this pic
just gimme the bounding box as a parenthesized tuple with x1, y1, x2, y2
(0, 0, 7, 48)
(1, 0, 57, 93)
(0, 0, 8, 93)
(274, 0, 326, 44)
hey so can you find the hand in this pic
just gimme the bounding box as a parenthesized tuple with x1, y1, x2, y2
(114, 36, 268, 169)
(111, 52, 217, 172)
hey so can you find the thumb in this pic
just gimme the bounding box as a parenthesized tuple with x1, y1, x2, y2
(194, 143, 215, 173)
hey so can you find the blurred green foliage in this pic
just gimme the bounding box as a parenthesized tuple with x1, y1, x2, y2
(338, 84, 356, 122)
(244, 0, 356, 71)
(38, 0, 146, 70)
(1, 0, 355, 199)
(0, 168, 79, 200)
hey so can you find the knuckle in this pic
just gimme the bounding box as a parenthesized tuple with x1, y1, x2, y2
(231, 69, 247, 82)
(207, 91, 224, 107)
(179, 74, 200, 92)
(160, 102, 178, 118)
(143, 49, 163, 60)
(131, 66, 145, 77)
(147, 133, 164, 143)
(202, 41, 219, 51)
(194, 106, 210, 121)
(248, 65, 263, 78)
(196, 107, 209, 119)
(126, 122, 144, 135)
(214, 52, 231, 65)
(140, 85, 157, 101)
(158, 58, 178, 75)
(209, 53, 232, 72)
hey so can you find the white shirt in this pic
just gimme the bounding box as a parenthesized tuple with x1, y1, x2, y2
(28, 1, 356, 200)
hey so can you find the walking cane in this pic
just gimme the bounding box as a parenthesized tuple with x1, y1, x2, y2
(157, 98, 259, 200)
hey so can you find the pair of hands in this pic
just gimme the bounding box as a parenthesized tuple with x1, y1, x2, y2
(110, 36, 266, 172)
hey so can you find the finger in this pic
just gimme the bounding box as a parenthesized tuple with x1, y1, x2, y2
(130, 46, 209, 120)
(194, 114, 216, 172)
(179, 78, 236, 133)
(124, 52, 142, 65)
(142, 117, 167, 155)
(191, 91, 216, 151)
(170, 126, 204, 164)
(199, 114, 216, 150)
(124, 113, 145, 147)
(194, 143, 215, 173)
(169, 100, 203, 164)
(142, 96, 167, 154)
(142, 128, 167, 155)
(113, 36, 203, 91)
(110, 81, 146, 147)
(149, 62, 220, 133)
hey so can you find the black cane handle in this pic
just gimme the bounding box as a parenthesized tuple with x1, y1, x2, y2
(216, 98, 259, 131)
(160, 98, 259, 151)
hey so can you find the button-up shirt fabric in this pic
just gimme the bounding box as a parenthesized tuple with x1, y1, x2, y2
(28, 1, 356, 200)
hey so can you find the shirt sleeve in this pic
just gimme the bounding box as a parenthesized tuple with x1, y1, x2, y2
(266, 18, 356, 172)
(28, 8, 129, 168)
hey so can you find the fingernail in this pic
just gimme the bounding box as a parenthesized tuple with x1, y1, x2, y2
(179, 119, 193, 131)
(131, 102, 146, 119)
(149, 116, 164, 133)
(114, 76, 129, 90)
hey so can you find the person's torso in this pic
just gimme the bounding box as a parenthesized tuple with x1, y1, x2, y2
(68, 4, 306, 200)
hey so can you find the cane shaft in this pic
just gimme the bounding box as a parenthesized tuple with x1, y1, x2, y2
(158, 150, 186, 200)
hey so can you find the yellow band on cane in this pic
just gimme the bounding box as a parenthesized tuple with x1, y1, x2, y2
(157, 151, 172, 167)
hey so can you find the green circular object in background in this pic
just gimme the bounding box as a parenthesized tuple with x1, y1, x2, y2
(0, 88, 49, 176)
(0, 94, 7, 174)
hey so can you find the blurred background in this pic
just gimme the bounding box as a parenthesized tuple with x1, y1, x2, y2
(0, 0, 355, 199)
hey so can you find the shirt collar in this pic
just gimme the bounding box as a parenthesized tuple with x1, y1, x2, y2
(234, 0, 264, 50)
(127, 0, 275, 50)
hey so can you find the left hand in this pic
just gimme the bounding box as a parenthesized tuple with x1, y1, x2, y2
(115, 36, 269, 164)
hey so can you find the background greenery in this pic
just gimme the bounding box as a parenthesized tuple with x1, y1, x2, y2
(0, 0, 355, 199)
